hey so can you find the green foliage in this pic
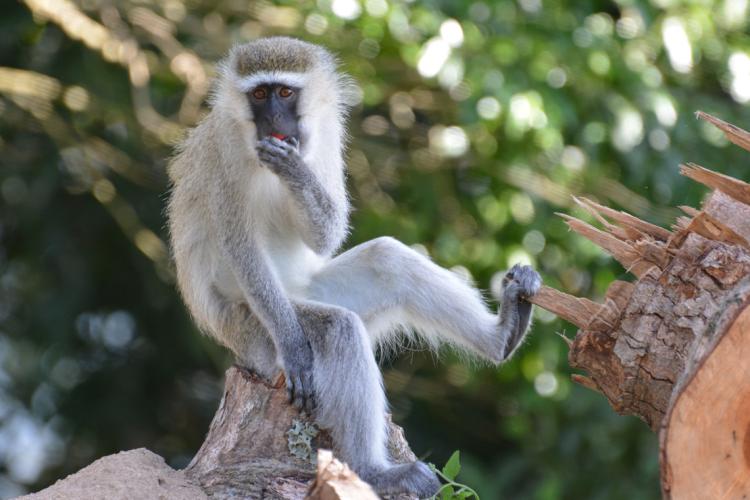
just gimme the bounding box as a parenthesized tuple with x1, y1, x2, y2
(0, 0, 747, 498)
(430, 451, 480, 500)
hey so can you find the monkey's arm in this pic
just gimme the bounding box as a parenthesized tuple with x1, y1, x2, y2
(209, 178, 315, 412)
(257, 137, 348, 255)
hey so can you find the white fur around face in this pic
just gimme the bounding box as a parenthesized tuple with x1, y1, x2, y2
(235, 71, 309, 92)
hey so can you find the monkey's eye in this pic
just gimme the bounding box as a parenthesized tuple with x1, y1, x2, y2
(278, 87, 294, 98)
(252, 87, 267, 100)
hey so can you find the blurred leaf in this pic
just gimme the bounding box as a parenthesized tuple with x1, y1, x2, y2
(442, 450, 461, 480)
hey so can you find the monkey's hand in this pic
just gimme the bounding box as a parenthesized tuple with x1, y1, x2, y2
(499, 264, 542, 360)
(256, 136, 306, 181)
(280, 334, 316, 414)
(256, 136, 348, 256)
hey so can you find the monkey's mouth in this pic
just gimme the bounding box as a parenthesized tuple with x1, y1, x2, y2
(268, 132, 300, 146)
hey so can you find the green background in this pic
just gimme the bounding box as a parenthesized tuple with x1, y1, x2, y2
(0, 0, 748, 498)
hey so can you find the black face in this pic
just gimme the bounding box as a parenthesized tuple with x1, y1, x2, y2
(246, 83, 300, 142)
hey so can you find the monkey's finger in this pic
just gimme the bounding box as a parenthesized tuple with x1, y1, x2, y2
(291, 374, 306, 410)
(502, 281, 521, 301)
(286, 377, 295, 404)
(302, 372, 316, 414)
(257, 152, 287, 170)
(269, 135, 296, 150)
(267, 136, 292, 150)
(268, 137, 299, 156)
(257, 151, 281, 165)
(506, 263, 521, 280)
(257, 143, 286, 157)
(304, 394, 316, 415)
(515, 266, 542, 297)
(257, 136, 286, 149)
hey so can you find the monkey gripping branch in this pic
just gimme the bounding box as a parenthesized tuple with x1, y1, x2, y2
(528, 112, 750, 499)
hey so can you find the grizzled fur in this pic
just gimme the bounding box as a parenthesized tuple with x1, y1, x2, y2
(167, 37, 541, 499)
(233, 37, 317, 74)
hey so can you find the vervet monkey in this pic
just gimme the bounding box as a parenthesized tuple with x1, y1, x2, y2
(167, 37, 541, 497)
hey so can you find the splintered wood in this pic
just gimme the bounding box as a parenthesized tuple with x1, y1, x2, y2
(527, 286, 600, 329)
(555, 213, 661, 278)
(695, 110, 750, 152)
(307, 450, 379, 500)
(531, 111, 750, 499)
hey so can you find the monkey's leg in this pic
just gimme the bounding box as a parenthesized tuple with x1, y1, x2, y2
(293, 301, 440, 498)
(201, 287, 280, 379)
(306, 237, 540, 363)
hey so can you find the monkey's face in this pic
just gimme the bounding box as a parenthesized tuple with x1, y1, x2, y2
(246, 83, 301, 144)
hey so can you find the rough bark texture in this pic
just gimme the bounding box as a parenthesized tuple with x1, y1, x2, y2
(185, 366, 419, 500)
(530, 165, 750, 428)
(529, 112, 750, 498)
(572, 228, 750, 430)
(184, 366, 329, 499)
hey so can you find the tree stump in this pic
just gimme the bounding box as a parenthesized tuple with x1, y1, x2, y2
(529, 112, 750, 498)
(185, 366, 419, 499)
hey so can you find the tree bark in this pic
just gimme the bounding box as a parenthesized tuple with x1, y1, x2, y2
(184, 366, 419, 500)
(529, 112, 750, 498)
(17, 367, 418, 500)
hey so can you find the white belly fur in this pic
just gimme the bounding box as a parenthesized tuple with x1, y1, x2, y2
(266, 231, 325, 298)
(212, 168, 325, 302)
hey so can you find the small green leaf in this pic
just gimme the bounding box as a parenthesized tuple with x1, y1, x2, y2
(442, 450, 461, 480)
(440, 485, 455, 500)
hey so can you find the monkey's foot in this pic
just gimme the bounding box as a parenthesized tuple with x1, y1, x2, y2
(499, 264, 542, 360)
(361, 461, 441, 499)
(502, 263, 542, 299)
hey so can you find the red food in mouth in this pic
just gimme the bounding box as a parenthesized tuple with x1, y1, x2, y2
(270, 133, 287, 140)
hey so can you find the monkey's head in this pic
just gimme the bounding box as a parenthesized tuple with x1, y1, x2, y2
(215, 37, 357, 149)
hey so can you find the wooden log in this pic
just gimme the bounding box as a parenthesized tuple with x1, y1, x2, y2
(660, 283, 750, 499)
(531, 152, 750, 431)
(530, 114, 750, 498)
(184, 366, 418, 499)
(566, 210, 750, 430)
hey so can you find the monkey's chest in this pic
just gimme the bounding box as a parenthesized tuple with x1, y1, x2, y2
(247, 170, 324, 296)
(265, 231, 324, 298)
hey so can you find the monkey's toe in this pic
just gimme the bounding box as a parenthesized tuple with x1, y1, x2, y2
(362, 460, 440, 498)
(504, 264, 541, 298)
(409, 461, 441, 498)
